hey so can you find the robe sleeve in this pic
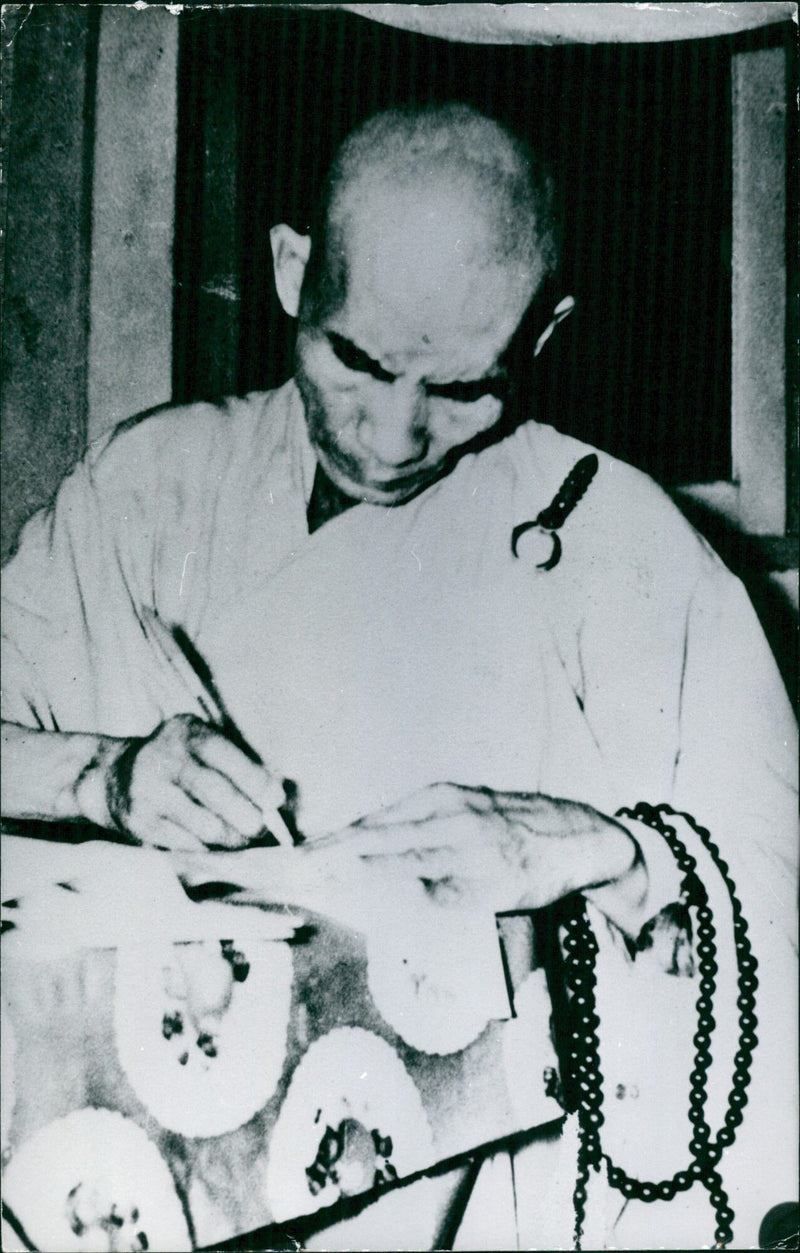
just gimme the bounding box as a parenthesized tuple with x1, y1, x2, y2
(569, 457, 796, 949)
(673, 564, 797, 948)
(595, 554, 796, 978)
(626, 564, 798, 1239)
(1, 407, 234, 737)
(2, 449, 119, 732)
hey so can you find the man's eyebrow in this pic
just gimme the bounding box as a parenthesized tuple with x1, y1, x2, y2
(327, 332, 396, 382)
(327, 330, 510, 401)
(426, 372, 509, 403)
(426, 341, 512, 402)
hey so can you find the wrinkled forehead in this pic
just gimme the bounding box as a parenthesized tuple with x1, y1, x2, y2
(326, 180, 541, 362)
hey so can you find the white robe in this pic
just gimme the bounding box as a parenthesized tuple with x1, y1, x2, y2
(2, 380, 797, 1247)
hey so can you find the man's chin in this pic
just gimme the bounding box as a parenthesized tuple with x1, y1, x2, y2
(320, 457, 440, 506)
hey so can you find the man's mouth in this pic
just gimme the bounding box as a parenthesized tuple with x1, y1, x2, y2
(321, 446, 438, 500)
(366, 468, 433, 490)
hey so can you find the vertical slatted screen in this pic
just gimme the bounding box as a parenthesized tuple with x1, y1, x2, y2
(171, 8, 786, 488)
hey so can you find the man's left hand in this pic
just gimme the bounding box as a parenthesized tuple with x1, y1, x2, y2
(310, 782, 643, 917)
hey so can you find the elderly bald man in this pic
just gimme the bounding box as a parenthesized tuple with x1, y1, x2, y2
(1, 104, 796, 1248)
(1, 105, 635, 900)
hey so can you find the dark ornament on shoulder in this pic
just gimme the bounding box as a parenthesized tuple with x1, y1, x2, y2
(511, 453, 599, 568)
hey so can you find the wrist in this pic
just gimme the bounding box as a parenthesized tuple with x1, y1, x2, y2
(0, 723, 132, 828)
(584, 838, 647, 928)
(584, 814, 687, 938)
(61, 736, 130, 829)
(99, 736, 145, 833)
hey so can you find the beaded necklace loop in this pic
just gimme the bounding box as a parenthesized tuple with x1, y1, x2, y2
(562, 802, 758, 1250)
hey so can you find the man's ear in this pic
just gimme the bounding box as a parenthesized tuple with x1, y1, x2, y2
(270, 224, 312, 319)
(533, 295, 576, 357)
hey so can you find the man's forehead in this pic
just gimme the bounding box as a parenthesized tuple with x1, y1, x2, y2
(342, 176, 519, 275)
(324, 182, 540, 369)
(325, 285, 529, 383)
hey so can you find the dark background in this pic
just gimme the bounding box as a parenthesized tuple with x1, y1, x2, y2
(174, 6, 736, 486)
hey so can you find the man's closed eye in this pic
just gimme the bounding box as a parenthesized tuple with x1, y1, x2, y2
(426, 377, 509, 405)
(328, 333, 508, 404)
(328, 333, 396, 383)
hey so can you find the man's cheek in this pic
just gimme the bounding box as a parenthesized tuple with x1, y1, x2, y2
(433, 400, 502, 448)
(313, 391, 356, 440)
(308, 397, 362, 463)
(469, 396, 504, 433)
(305, 368, 358, 414)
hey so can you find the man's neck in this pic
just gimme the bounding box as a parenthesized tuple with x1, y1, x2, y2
(306, 463, 360, 534)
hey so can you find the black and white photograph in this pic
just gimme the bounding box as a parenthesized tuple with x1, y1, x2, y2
(1, 3, 797, 1250)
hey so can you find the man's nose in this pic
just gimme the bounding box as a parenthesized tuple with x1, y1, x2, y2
(355, 388, 429, 467)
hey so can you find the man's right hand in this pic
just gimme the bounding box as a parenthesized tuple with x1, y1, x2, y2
(103, 714, 286, 851)
(1, 716, 287, 852)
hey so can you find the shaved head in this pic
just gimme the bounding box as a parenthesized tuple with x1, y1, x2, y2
(300, 103, 560, 326)
(280, 104, 565, 506)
